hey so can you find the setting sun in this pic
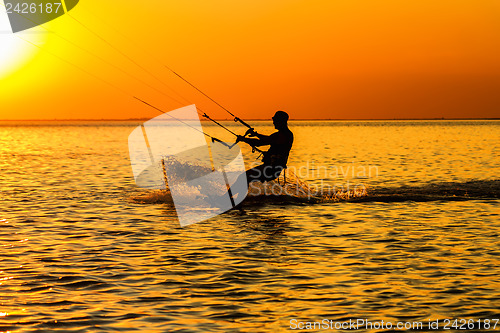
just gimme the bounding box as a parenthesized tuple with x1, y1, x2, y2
(0, 7, 44, 78)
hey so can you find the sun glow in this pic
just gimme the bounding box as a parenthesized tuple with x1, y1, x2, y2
(0, 5, 43, 78)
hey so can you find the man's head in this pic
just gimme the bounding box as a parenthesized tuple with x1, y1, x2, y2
(272, 110, 289, 129)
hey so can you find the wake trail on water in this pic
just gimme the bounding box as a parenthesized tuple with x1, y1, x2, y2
(129, 159, 499, 206)
(362, 179, 500, 203)
(129, 158, 367, 205)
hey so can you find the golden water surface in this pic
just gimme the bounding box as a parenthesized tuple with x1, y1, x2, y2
(0, 120, 499, 332)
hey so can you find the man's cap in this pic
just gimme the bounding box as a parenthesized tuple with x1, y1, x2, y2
(272, 110, 289, 122)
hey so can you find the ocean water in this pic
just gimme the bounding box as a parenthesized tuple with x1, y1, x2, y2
(0, 120, 499, 332)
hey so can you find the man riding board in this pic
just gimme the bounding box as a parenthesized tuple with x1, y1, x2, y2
(237, 110, 294, 184)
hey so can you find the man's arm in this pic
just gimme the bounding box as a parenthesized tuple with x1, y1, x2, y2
(245, 129, 269, 141)
(239, 132, 279, 147)
(252, 132, 268, 140)
(242, 137, 269, 147)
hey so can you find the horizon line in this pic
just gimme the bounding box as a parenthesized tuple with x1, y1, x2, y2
(0, 117, 499, 122)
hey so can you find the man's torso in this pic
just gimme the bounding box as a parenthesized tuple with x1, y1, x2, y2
(263, 128, 294, 167)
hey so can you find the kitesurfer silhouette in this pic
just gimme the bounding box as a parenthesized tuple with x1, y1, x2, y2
(237, 110, 294, 184)
(204, 110, 293, 207)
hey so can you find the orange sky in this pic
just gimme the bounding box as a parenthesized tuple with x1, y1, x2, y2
(1, 0, 499, 120)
